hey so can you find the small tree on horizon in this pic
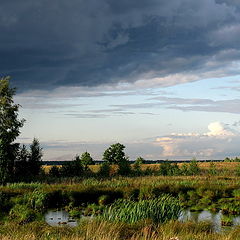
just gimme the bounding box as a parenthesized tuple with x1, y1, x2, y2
(80, 151, 94, 170)
(103, 143, 127, 164)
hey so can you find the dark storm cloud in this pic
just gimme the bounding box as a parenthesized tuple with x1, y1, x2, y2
(1, 0, 240, 91)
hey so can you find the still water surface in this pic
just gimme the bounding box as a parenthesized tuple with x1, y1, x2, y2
(179, 210, 240, 232)
(45, 209, 240, 232)
(45, 210, 78, 227)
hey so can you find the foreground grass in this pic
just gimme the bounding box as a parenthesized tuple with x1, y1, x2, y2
(1, 220, 240, 240)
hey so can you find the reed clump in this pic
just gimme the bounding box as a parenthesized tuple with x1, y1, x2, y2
(101, 195, 181, 224)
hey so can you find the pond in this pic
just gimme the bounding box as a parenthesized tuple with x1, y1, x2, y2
(179, 209, 240, 232)
(45, 210, 78, 227)
(45, 209, 240, 232)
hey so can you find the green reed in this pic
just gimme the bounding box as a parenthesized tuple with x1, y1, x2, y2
(101, 194, 181, 224)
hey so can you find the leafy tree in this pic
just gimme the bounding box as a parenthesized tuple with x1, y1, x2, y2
(224, 157, 231, 162)
(28, 138, 43, 177)
(14, 144, 29, 181)
(103, 143, 127, 164)
(60, 155, 83, 177)
(0, 77, 25, 184)
(80, 151, 94, 170)
(135, 156, 145, 164)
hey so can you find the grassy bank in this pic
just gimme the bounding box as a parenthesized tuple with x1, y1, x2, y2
(1, 173, 240, 239)
(1, 175, 240, 223)
(1, 219, 240, 240)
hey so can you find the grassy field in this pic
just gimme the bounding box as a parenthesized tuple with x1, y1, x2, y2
(43, 161, 240, 174)
(2, 162, 240, 239)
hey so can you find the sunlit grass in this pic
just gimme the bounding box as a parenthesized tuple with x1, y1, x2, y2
(1, 220, 240, 240)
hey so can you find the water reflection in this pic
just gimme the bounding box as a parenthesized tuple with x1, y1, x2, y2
(45, 210, 78, 227)
(45, 209, 240, 232)
(179, 210, 240, 232)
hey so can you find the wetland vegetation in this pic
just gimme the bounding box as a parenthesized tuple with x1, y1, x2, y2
(1, 77, 240, 239)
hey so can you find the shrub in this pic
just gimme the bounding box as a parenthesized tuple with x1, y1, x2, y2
(208, 162, 217, 175)
(188, 159, 200, 175)
(60, 157, 83, 177)
(159, 162, 181, 176)
(49, 166, 60, 177)
(9, 204, 36, 224)
(98, 162, 111, 177)
(117, 159, 132, 176)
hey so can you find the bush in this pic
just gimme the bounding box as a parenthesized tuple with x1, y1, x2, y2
(9, 204, 36, 224)
(60, 158, 83, 177)
(25, 189, 49, 212)
(98, 162, 111, 177)
(49, 166, 60, 177)
(117, 159, 131, 176)
(159, 162, 181, 176)
(188, 159, 200, 175)
(208, 162, 217, 175)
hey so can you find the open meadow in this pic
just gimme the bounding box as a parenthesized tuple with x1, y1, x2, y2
(1, 161, 240, 239)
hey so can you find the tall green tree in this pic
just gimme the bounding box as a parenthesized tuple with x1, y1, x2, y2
(80, 151, 94, 170)
(103, 143, 127, 164)
(28, 138, 43, 177)
(14, 144, 29, 181)
(0, 77, 25, 184)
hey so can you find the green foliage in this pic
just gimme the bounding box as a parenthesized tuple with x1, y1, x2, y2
(132, 157, 145, 176)
(60, 156, 83, 177)
(80, 151, 94, 170)
(98, 162, 111, 177)
(98, 195, 110, 206)
(188, 159, 200, 175)
(49, 166, 60, 177)
(9, 204, 36, 223)
(25, 189, 49, 212)
(159, 161, 181, 176)
(235, 163, 240, 176)
(117, 158, 132, 176)
(208, 162, 217, 175)
(14, 139, 43, 181)
(14, 145, 29, 181)
(180, 159, 200, 176)
(135, 156, 145, 164)
(0, 77, 25, 184)
(180, 163, 189, 175)
(28, 138, 43, 177)
(103, 143, 127, 164)
(0, 191, 12, 211)
(101, 195, 181, 224)
(224, 157, 240, 162)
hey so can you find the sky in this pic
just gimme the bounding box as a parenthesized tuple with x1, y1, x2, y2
(1, 0, 240, 160)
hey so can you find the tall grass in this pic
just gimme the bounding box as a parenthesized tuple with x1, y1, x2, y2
(1, 220, 240, 240)
(101, 195, 181, 224)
